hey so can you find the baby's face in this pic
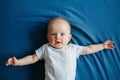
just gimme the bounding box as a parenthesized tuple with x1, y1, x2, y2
(47, 19, 71, 49)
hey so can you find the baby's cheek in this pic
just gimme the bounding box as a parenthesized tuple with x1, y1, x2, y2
(48, 37, 53, 41)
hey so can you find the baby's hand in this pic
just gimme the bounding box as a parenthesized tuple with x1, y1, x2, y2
(103, 40, 115, 49)
(6, 57, 18, 66)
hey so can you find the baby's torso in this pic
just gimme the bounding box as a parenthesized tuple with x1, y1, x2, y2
(35, 43, 83, 80)
(44, 45, 77, 80)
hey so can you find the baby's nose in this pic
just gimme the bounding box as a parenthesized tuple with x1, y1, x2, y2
(56, 34, 61, 39)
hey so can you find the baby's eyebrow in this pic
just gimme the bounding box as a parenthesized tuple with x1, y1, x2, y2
(51, 33, 56, 34)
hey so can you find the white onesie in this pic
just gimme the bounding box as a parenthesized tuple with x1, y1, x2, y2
(35, 43, 83, 80)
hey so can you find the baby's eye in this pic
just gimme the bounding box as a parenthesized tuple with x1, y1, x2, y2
(61, 33, 65, 36)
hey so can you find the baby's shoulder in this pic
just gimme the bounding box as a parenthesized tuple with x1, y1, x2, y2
(67, 43, 80, 47)
(67, 43, 83, 49)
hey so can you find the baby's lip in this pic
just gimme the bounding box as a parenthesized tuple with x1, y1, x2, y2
(56, 41, 61, 44)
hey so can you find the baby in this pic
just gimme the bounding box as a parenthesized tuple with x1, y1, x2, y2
(6, 17, 115, 80)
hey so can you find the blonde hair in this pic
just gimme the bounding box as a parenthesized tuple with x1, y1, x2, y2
(48, 17, 71, 32)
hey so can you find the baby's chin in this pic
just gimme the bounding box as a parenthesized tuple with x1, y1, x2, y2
(52, 46, 64, 49)
(51, 44, 66, 49)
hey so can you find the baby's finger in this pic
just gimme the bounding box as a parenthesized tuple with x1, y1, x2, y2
(109, 44, 115, 49)
(12, 57, 17, 66)
(5, 61, 9, 66)
(6, 58, 12, 66)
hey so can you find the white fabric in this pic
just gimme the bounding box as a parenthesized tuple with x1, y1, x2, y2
(35, 43, 83, 80)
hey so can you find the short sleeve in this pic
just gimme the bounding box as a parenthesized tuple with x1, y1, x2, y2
(35, 44, 46, 60)
(70, 44, 83, 58)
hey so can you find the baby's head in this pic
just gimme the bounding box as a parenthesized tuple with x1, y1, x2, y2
(47, 17, 72, 49)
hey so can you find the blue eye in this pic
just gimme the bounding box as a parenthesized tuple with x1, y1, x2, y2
(61, 33, 65, 36)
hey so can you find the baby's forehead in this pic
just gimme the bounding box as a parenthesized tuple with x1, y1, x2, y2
(48, 18, 71, 30)
(50, 18, 68, 25)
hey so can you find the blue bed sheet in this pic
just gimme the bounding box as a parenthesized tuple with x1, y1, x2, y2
(0, 0, 120, 80)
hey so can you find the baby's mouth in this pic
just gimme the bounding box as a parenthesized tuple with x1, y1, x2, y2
(55, 41, 61, 44)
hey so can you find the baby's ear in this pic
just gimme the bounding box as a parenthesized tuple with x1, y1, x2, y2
(69, 33, 72, 40)
(46, 34, 49, 41)
(46, 34, 49, 38)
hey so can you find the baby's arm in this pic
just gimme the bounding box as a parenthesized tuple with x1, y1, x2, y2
(81, 40, 115, 55)
(6, 54, 39, 66)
